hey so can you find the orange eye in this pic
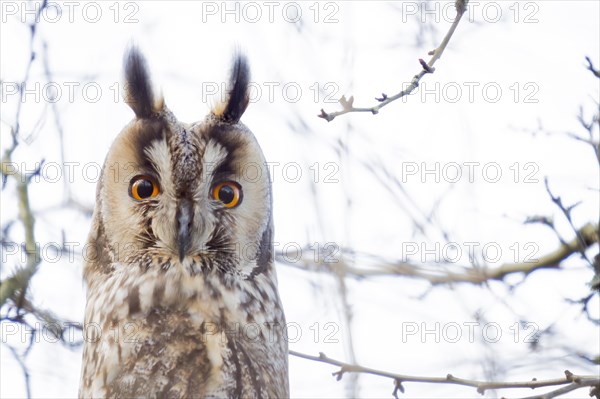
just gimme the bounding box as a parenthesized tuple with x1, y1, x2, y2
(129, 175, 160, 201)
(212, 181, 242, 208)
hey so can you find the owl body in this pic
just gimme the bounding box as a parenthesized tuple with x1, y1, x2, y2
(80, 49, 288, 398)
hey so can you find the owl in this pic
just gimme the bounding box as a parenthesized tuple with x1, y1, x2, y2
(79, 47, 289, 398)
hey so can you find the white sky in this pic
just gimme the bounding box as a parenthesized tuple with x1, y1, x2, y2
(1, 1, 599, 398)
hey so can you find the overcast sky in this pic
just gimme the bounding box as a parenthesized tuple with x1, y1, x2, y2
(1, 1, 599, 398)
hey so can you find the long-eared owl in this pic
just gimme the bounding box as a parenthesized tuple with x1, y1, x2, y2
(79, 47, 289, 398)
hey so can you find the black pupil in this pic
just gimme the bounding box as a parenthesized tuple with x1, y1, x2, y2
(137, 180, 154, 198)
(219, 185, 235, 204)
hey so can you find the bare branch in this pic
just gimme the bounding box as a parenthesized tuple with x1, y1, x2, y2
(0, 161, 41, 306)
(289, 351, 600, 398)
(319, 0, 469, 122)
(278, 223, 598, 285)
(0, 0, 49, 307)
(3, 296, 83, 345)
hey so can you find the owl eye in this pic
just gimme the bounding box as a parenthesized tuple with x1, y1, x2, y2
(212, 181, 242, 208)
(129, 175, 160, 201)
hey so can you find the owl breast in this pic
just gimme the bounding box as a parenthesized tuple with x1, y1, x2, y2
(81, 263, 287, 398)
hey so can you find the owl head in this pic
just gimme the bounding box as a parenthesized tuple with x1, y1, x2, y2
(92, 47, 272, 278)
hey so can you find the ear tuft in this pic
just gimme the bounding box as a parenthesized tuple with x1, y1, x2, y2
(213, 54, 250, 123)
(123, 47, 163, 118)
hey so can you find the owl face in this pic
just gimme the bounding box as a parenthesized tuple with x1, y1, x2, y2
(99, 49, 272, 278)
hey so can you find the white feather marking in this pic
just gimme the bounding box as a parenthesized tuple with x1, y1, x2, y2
(203, 332, 225, 392)
(144, 139, 174, 197)
(138, 274, 157, 313)
(195, 139, 228, 199)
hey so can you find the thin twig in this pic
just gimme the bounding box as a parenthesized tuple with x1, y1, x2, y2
(544, 178, 593, 265)
(585, 56, 600, 78)
(289, 351, 600, 398)
(319, 0, 469, 122)
(6, 344, 32, 399)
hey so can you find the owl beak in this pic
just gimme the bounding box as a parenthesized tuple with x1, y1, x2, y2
(177, 198, 193, 262)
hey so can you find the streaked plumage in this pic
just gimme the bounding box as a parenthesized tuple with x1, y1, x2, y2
(79, 47, 288, 398)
